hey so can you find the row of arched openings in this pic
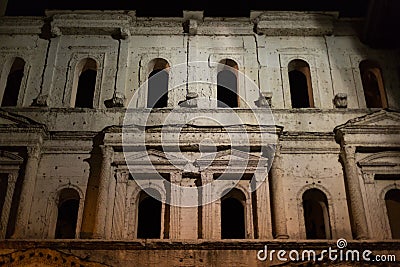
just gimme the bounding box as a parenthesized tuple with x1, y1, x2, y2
(0, 57, 388, 109)
(51, 187, 400, 239)
(146, 58, 239, 108)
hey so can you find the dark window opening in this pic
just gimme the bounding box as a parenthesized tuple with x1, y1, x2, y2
(137, 191, 162, 238)
(288, 60, 313, 108)
(289, 70, 310, 108)
(0, 174, 8, 219)
(147, 69, 169, 108)
(385, 189, 400, 239)
(217, 70, 238, 108)
(360, 60, 387, 108)
(55, 199, 79, 239)
(2, 58, 25, 107)
(303, 189, 331, 239)
(221, 188, 245, 239)
(75, 69, 96, 108)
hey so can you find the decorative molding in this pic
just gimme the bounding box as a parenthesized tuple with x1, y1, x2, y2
(0, 248, 107, 266)
(333, 93, 348, 108)
(254, 11, 338, 36)
(50, 12, 132, 36)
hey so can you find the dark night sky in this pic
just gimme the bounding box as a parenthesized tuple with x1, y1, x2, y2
(6, 0, 368, 18)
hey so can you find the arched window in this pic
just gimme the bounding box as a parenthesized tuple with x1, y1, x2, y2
(73, 58, 97, 108)
(137, 189, 162, 238)
(303, 189, 331, 239)
(147, 58, 169, 108)
(288, 59, 314, 108)
(1, 57, 25, 107)
(385, 189, 400, 239)
(217, 59, 239, 108)
(359, 60, 387, 108)
(221, 188, 246, 239)
(55, 188, 80, 239)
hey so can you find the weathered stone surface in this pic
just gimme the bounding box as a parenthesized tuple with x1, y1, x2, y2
(0, 9, 399, 266)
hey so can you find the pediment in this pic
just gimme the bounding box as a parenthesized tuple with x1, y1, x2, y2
(0, 109, 43, 128)
(0, 150, 24, 164)
(359, 151, 400, 167)
(335, 109, 400, 131)
(196, 149, 266, 165)
(125, 149, 188, 165)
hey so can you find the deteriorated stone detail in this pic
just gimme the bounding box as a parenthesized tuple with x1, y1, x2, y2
(0, 9, 399, 266)
(0, 248, 108, 267)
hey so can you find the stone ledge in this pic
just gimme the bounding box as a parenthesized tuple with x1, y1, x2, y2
(1, 239, 400, 251)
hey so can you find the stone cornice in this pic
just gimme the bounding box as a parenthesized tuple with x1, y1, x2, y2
(253, 11, 338, 36)
(0, 16, 43, 35)
(334, 109, 400, 145)
(0, 11, 357, 37)
(1, 239, 400, 251)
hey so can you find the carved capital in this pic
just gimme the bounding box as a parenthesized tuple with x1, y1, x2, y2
(115, 170, 129, 183)
(362, 172, 374, 184)
(201, 172, 213, 184)
(170, 172, 182, 184)
(8, 171, 19, 183)
(119, 27, 130, 40)
(51, 26, 62, 38)
(99, 145, 113, 159)
(341, 145, 356, 161)
(183, 19, 198, 35)
(26, 145, 41, 160)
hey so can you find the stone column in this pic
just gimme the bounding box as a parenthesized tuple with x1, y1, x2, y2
(105, 37, 129, 108)
(111, 171, 128, 239)
(92, 145, 113, 239)
(32, 36, 61, 107)
(201, 172, 219, 239)
(169, 172, 181, 239)
(255, 172, 273, 239)
(0, 0, 8, 16)
(13, 145, 41, 238)
(0, 171, 18, 239)
(177, 176, 198, 239)
(115, 38, 129, 101)
(270, 146, 289, 239)
(341, 146, 369, 239)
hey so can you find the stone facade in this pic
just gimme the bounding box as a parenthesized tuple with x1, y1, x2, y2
(0, 10, 399, 266)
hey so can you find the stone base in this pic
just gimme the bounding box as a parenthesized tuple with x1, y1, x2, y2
(1, 240, 399, 266)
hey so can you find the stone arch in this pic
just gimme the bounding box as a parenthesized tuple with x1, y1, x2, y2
(1, 57, 26, 107)
(301, 188, 332, 239)
(147, 58, 170, 108)
(136, 189, 162, 238)
(46, 184, 84, 239)
(359, 59, 387, 108)
(221, 188, 246, 239)
(217, 58, 239, 108)
(127, 184, 168, 239)
(288, 59, 314, 108)
(71, 57, 98, 108)
(380, 185, 400, 239)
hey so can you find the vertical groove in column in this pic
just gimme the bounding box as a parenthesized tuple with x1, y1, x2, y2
(0, 172, 18, 239)
(13, 145, 41, 238)
(270, 146, 289, 239)
(341, 146, 369, 239)
(92, 145, 113, 239)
